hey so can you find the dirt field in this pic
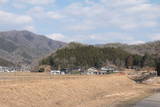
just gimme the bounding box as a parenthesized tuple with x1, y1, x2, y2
(0, 72, 159, 107)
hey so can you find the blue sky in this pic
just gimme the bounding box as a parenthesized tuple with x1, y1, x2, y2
(0, 0, 160, 44)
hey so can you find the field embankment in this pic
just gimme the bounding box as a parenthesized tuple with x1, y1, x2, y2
(0, 72, 159, 107)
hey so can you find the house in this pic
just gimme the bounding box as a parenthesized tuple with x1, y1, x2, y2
(20, 65, 31, 72)
(87, 67, 100, 75)
(60, 68, 70, 74)
(0, 66, 9, 72)
(86, 65, 118, 75)
(50, 70, 65, 75)
(51, 70, 61, 75)
(69, 67, 84, 74)
(101, 65, 117, 73)
(72, 68, 81, 72)
(0, 66, 31, 73)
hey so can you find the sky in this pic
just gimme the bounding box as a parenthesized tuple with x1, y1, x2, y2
(0, 0, 160, 44)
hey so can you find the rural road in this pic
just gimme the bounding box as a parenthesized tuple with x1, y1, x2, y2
(134, 93, 160, 107)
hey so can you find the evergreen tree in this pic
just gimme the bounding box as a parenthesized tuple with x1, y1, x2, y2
(141, 53, 155, 67)
(126, 56, 133, 68)
(133, 55, 142, 66)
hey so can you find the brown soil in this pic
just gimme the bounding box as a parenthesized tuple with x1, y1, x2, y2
(0, 72, 159, 107)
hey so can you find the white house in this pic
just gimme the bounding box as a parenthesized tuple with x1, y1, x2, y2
(0, 66, 9, 72)
(0, 66, 31, 73)
(101, 65, 118, 73)
(86, 65, 118, 75)
(50, 70, 65, 75)
(87, 67, 99, 75)
(51, 70, 61, 75)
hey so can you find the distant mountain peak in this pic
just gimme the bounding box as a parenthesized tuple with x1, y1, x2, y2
(0, 30, 67, 66)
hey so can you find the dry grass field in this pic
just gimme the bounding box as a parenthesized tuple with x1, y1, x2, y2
(0, 72, 159, 107)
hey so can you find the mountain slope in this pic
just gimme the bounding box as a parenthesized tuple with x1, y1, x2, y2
(40, 43, 136, 69)
(0, 30, 66, 66)
(98, 41, 160, 56)
(40, 42, 158, 70)
(0, 58, 14, 67)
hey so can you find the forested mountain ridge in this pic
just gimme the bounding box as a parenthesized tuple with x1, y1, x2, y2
(40, 42, 159, 70)
(1, 29, 160, 68)
(40, 42, 142, 69)
(0, 30, 66, 66)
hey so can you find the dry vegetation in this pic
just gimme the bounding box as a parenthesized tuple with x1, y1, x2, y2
(0, 72, 159, 107)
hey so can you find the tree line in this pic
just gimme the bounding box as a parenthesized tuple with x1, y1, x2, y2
(39, 43, 160, 75)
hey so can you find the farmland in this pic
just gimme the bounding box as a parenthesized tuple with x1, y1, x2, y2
(0, 72, 159, 107)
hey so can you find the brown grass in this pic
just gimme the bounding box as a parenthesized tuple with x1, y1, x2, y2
(0, 72, 159, 107)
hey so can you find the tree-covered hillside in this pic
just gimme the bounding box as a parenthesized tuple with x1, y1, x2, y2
(40, 43, 155, 70)
(0, 58, 14, 67)
(98, 41, 160, 56)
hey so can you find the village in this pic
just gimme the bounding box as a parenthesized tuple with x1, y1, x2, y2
(0, 64, 119, 75)
(0, 62, 159, 86)
(50, 65, 119, 75)
(0, 65, 31, 73)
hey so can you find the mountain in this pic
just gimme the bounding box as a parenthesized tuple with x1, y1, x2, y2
(1, 30, 160, 67)
(97, 41, 160, 56)
(40, 42, 138, 70)
(0, 30, 66, 66)
(40, 42, 158, 71)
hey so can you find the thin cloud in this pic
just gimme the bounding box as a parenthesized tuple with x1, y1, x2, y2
(27, 7, 64, 20)
(0, 10, 32, 25)
(16, 0, 55, 5)
(0, 0, 159, 44)
(0, 0, 7, 4)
